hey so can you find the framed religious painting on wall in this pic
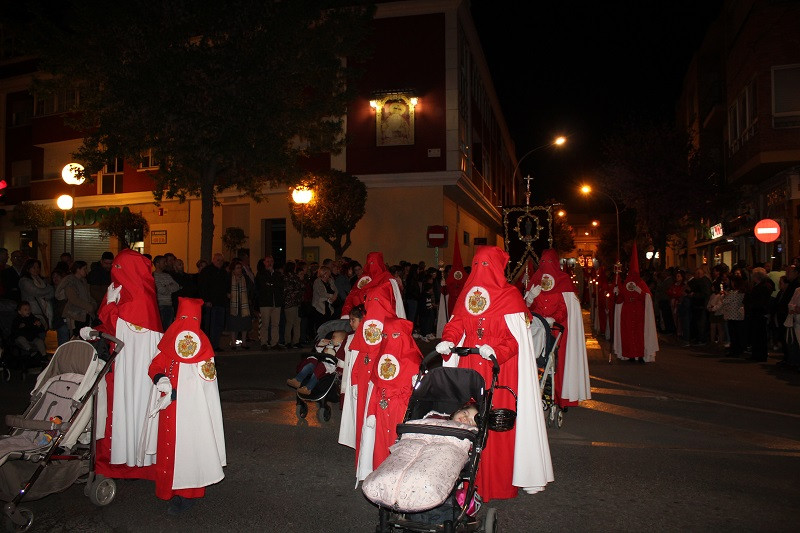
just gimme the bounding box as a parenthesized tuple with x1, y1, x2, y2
(374, 93, 417, 146)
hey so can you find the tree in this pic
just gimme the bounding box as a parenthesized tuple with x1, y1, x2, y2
(600, 116, 717, 265)
(222, 227, 248, 260)
(12, 201, 59, 261)
(552, 214, 576, 255)
(19, 0, 375, 261)
(289, 170, 367, 259)
(98, 210, 150, 250)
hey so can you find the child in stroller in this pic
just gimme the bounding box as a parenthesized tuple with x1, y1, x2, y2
(287, 330, 347, 395)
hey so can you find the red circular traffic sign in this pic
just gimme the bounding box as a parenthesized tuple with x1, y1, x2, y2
(754, 219, 780, 243)
(427, 225, 447, 247)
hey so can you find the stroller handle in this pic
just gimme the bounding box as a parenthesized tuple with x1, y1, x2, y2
(93, 330, 125, 353)
(421, 347, 500, 375)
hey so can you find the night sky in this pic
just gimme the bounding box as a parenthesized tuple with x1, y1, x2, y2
(470, 0, 724, 211)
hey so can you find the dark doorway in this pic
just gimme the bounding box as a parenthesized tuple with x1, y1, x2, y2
(261, 218, 286, 266)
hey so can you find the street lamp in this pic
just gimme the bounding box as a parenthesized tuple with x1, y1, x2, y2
(56, 194, 73, 255)
(556, 209, 566, 218)
(580, 184, 620, 267)
(62, 163, 85, 257)
(511, 135, 568, 181)
(292, 185, 313, 260)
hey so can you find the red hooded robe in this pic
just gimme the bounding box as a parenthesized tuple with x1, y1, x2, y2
(96, 249, 162, 480)
(441, 246, 531, 501)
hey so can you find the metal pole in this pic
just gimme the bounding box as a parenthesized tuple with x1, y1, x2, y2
(70, 186, 76, 258)
(63, 213, 67, 255)
(300, 206, 305, 261)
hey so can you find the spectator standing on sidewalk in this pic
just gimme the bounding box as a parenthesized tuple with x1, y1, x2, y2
(153, 255, 181, 329)
(745, 267, 773, 362)
(255, 255, 284, 349)
(688, 267, 712, 345)
(87, 252, 114, 307)
(198, 253, 229, 352)
(282, 261, 304, 349)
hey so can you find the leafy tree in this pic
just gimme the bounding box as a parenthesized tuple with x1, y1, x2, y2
(98, 210, 149, 250)
(289, 170, 367, 259)
(552, 214, 575, 255)
(600, 116, 716, 265)
(19, 0, 375, 261)
(222, 227, 248, 260)
(12, 201, 59, 259)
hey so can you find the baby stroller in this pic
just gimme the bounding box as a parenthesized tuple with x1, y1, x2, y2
(293, 319, 350, 423)
(531, 314, 566, 429)
(1, 331, 123, 532)
(364, 347, 513, 533)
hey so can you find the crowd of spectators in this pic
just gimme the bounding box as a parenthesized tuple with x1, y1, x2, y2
(0, 247, 457, 361)
(644, 259, 800, 369)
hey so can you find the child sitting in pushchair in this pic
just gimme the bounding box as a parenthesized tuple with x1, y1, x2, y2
(287, 330, 347, 395)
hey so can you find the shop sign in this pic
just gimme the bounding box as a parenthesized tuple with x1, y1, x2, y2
(710, 223, 723, 239)
(52, 206, 131, 227)
(151, 230, 167, 245)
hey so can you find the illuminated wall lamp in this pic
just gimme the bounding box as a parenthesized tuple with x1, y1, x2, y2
(369, 100, 378, 109)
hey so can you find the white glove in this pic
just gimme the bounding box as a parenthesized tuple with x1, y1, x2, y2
(350, 385, 357, 400)
(156, 377, 172, 394)
(436, 341, 455, 354)
(545, 317, 555, 326)
(524, 285, 542, 305)
(632, 284, 642, 294)
(478, 344, 496, 361)
(613, 287, 619, 296)
(148, 394, 172, 417)
(79, 327, 97, 341)
(365, 414, 376, 428)
(106, 283, 122, 305)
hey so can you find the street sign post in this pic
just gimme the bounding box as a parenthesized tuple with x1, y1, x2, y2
(754, 219, 780, 243)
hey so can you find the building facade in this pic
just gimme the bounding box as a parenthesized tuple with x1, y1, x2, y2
(0, 0, 519, 269)
(677, 0, 800, 271)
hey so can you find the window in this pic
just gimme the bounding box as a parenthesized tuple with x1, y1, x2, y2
(101, 158, 123, 194)
(33, 89, 80, 117)
(773, 64, 800, 128)
(138, 149, 159, 170)
(728, 79, 757, 152)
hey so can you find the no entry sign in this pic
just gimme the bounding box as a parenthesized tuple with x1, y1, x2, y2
(754, 219, 780, 243)
(427, 225, 447, 247)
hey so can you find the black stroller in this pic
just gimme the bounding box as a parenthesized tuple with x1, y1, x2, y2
(1, 331, 123, 532)
(293, 319, 350, 423)
(531, 313, 566, 428)
(366, 347, 514, 533)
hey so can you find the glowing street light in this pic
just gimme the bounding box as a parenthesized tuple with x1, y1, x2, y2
(292, 185, 313, 260)
(62, 163, 85, 257)
(580, 184, 621, 267)
(592, 220, 599, 227)
(512, 135, 568, 182)
(556, 209, 566, 218)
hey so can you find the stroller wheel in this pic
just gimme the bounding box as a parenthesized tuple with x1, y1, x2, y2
(88, 475, 117, 506)
(2, 506, 34, 533)
(316, 405, 331, 423)
(296, 403, 308, 419)
(556, 408, 564, 429)
(482, 507, 497, 533)
(1, 367, 10, 383)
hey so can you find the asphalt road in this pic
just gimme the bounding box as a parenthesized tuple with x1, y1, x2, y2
(1, 315, 799, 532)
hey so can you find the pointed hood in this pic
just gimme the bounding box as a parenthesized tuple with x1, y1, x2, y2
(157, 297, 215, 364)
(445, 238, 466, 316)
(624, 242, 650, 294)
(350, 281, 398, 354)
(527, 248, 574, 294)
(342, 251, 392, 316)
(97, 248, 162, 333)
(451, 246, 528, 319)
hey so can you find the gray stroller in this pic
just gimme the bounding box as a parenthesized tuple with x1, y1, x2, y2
(1, 331, 123, 532)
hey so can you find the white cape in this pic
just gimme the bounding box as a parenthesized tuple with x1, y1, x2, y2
(338, 334, 358, 449)
(443, 312, 554, 493)
(139, 359, 226, 489)
(561, 292, 592, 402)
(96, 317, 161, 467)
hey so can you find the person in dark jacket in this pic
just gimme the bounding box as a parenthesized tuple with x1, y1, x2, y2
(197, 253, 229, 351)
(745, 268, 773, 362)
(254, 255, 284, 349)
(687, 267, 712, 345)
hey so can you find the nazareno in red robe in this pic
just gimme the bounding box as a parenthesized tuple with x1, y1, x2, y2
(441, 246, 530, 502)
(526, 249, 576, 408)
(367, 317, 422, 468)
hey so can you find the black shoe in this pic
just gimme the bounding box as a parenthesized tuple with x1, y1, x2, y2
(292, 344, 303, 349)
(260, 344, 270, 350)
(275, 343, 286, 349)
(167, 496, 197, 515)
